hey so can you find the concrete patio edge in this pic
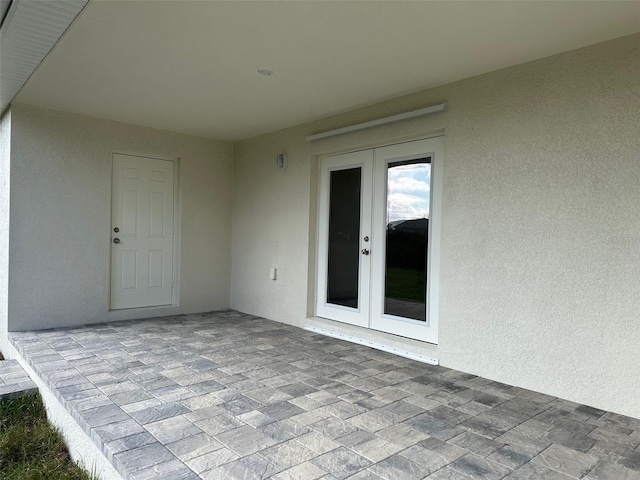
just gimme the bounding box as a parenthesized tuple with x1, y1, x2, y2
(3, 341, 122, 480)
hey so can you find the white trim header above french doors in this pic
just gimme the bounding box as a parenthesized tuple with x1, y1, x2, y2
(316, 137, 443, 344)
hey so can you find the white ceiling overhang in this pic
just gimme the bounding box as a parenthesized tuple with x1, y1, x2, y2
(4, 1, 640, 141)
(0, 0, 88, 117)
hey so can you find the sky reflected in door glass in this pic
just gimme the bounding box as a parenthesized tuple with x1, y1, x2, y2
(387, 162, 430, 223)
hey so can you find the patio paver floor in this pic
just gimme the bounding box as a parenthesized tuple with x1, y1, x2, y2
(0, 358, 38, 400)
(9, 311, 640, 480)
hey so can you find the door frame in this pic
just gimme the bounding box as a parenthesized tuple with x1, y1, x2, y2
(109, 151, 181, 310)
(315, 136, 443, 344)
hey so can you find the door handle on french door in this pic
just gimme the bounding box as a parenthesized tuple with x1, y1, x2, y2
(361, 248, 369, 255)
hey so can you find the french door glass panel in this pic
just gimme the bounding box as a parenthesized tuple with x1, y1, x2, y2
(384, 159, 430, 321)
(327, 167, 362, 308)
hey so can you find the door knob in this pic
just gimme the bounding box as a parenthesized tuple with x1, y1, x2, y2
(113, 238, 120, 244)
(361, 248, 369, 255)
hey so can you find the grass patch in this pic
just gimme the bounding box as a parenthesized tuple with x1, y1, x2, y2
(385, 267, 426, 302)
(0, 393, 94, 480)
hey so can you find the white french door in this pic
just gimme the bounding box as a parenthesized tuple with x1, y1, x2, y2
(316, 137, 443, 343)
(317, 149, 373, 328)
(111, 153, 175, 310)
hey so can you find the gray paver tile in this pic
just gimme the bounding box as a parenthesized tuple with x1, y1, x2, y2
(260, 418, 310, 442)
(544, 427, 599, 453)
(291, 408, 333, 426)
(110, 388, 154, 406)
(321, 400, 367, 419)
(311, 447, 372, 480)
(183, 405, 225, 423)
(450, 430, 504, 456)
(370, 453, 433, 479)
(461, 413, 513, 439)
(166, 432, 222, 462)
(311, 415, 359, 438)
(400, 444, 451, 472)
(295, 430, 341, 454)
(206, 453, 279, 480)
(405, 413, 466, 441)
(130, 405, 173, 425)
(425, 468, 471, 479)
(150, 384, 198, 403)
(506, 462, 575, 479)
(619, 451, 640, 471)
(487, 445, 534, 469)
(584, 461, 640, 480)
(271, 461, 328, 480)
(186, 447, 239, 474)
(68, 394, 113, 412)
(348, 410, 399, 433)
(531, 443, 599, 478)
(104, 431, 157, 460)
(82, 403, 131, 428)
(258, 438, 317, 470)
(429, 405, 473, 425)
(261, 400, 306, 420)
(114, 442, 175, 475)
(448, 453, 512, 479)
(349, 435, 405, 462)
(121, 398, 163, 413)
(376, 423, 431, 448)
(145, 415, 203, 444)
(238, 409, 277, 428)
(129, 459, 200, 480)
(189, 380, 226, 394)
(91, 418, 145, 444)
(196, 412, 244, 436)
(215, 425, 277, 456)
(221, 395, 262, 416)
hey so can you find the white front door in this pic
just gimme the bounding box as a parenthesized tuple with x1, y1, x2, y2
(111, 153, 175, 309)
(317, 137, 443, 343)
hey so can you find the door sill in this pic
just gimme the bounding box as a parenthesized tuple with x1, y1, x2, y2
(304, 324, 438, 365)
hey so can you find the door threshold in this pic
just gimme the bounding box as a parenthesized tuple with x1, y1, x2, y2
(304, 324, 438, 365)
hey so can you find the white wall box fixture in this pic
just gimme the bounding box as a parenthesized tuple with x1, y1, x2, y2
(276, 153, 288, 170)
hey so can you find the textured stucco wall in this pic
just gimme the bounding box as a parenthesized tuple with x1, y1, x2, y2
(9, 104, 233, 330)
(232, 33, 640, 417)
(0, 111, 10, 354)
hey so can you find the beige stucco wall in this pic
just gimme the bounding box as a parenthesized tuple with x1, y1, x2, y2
(0, 111, 10, 354)
(232, 33, 640, 418)
(8, 104, 233, 331)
